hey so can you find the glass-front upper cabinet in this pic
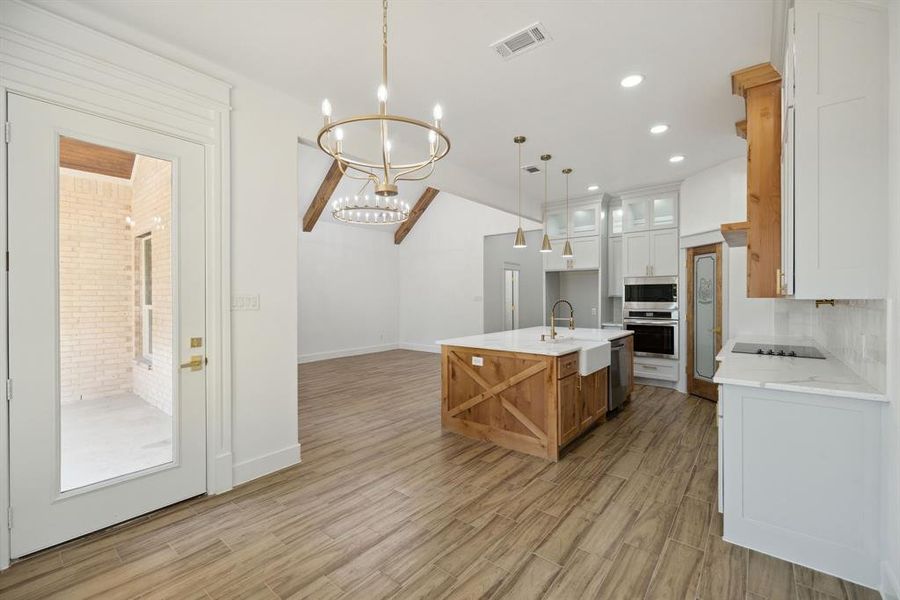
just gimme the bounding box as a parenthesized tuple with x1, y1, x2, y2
(623, 197, 650, 231)
(622, 192, 678, 232)
(651, 194, 677, 229)
(545, 203, 601, 239)
(546, 210, 568, 239)
(571, 205, 600, 237)
(609, 205, 623, 236)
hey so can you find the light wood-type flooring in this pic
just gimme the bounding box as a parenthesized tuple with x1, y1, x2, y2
(0, 350, 882, 599)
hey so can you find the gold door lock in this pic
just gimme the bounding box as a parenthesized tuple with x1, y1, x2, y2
(180, 355, 204, 371)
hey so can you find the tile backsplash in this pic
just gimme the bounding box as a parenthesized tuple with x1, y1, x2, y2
(774, 299, 887, 393)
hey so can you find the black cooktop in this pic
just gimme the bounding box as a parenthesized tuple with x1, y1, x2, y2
(732, 342, 826, 359)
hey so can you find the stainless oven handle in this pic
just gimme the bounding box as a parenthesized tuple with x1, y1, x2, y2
(624, 319, 678, 326)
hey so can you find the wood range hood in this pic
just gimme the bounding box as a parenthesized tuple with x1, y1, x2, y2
(721, 62, 782, 298)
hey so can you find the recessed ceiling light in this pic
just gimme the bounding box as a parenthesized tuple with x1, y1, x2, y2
(587, 184, 600, 192)
(620, 74, 644, 88)
(669, 154, 685, 163)
(650, 124, 669, 135)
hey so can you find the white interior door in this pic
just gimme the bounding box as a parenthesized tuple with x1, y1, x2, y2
(503, 268, 519, 330)
(7, 93, 207, 557)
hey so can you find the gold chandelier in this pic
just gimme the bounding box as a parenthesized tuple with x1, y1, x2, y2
(318, 0, 450, 225)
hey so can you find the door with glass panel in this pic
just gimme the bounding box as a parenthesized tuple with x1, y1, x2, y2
(7, 94, 206, 557)
(686, 243, 723, 402)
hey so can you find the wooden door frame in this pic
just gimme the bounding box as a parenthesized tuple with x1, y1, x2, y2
(686, 243, 723, 401)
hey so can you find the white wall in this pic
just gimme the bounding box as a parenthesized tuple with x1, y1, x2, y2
(679, 156, 747, 238)
(210, 72, 305, 484)
(883, 3, 900, 597)
(298, 222, 399, 362)
(397, 192, 540, 352)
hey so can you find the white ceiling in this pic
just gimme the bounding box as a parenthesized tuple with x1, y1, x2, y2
(34, 0, 773, 219)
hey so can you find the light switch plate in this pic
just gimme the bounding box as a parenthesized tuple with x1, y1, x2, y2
(472, 356, 484, 367)
(232, 294, 260, 311)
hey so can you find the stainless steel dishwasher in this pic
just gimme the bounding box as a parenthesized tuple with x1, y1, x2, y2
(608, 337, 631, 412)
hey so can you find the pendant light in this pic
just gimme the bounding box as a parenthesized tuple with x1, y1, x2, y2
(539, 154, 553, 253)
(513, 136, 527, 248)
(562, 168, 574, 258)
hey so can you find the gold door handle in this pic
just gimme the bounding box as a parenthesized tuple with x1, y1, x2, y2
(711, 327, 722, 333)
(180, 355, 204, 371)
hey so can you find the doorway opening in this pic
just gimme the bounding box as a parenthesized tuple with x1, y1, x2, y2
(686, 243, 723, 401)
(58, 137, 174, 491)
(503, 267, 520, 330)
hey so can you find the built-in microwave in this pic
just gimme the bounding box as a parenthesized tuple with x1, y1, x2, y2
(624, 276, 678, 311)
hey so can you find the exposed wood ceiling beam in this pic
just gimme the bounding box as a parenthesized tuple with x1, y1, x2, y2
(59, 136, 136, 179)
(302, 159, 343, 232)
(394, 187, 439, 245)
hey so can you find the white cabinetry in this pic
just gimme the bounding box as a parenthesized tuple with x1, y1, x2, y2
(608, 237, 623, 297)
(623, 232, 650, 278)
(622, 192, 678, 233)
(720, 383, 883, 587)
(782, 1, 888, 299)
(544, 236, 600, 272)
(623, 229, 678, 277)
(546, 201, 601, 240)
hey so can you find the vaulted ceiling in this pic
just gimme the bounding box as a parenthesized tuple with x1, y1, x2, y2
(34, 0, 773, 218)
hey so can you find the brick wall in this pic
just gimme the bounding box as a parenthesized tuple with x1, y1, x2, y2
(131, 155, 173, 415)
(58, 170, 134, 403)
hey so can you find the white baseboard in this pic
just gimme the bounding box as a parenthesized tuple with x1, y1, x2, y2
(232, 443, 301, 485)
(297, 343, 398, 364)
(210, 451, 233, 494)
(884, 560, 900, 600)
(398, 342, 440, 354)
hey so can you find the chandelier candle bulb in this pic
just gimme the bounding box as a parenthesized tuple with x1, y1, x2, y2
(433, 104, 443, 127)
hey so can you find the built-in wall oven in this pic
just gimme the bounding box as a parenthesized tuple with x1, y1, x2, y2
(624, 276, 679, 359)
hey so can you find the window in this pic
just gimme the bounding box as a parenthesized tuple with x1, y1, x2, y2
(139, 235, 153, 362)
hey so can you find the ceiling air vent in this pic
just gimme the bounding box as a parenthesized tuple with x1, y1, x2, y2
(491, 22, 552, 60)
(522, 164, 541, 174)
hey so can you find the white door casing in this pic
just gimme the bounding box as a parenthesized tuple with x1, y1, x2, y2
(7, 94, 207, 557)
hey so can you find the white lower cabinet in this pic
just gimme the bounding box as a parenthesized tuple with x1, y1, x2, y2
(633, 357, 678, 382)
(716, 389, 723, 514)
(720, 384, 883, 587)
(622, 229, 678, 277)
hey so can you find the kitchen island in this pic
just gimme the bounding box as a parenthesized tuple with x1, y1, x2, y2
(438, 327, 633, 461)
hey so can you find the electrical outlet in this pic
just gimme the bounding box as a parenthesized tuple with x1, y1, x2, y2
(232, 294, 260, 311)
(591, 307, 598, 316)
(472, 356, 484, 367)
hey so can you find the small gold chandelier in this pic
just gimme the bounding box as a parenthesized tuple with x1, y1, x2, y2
(318, 0, 449, 225)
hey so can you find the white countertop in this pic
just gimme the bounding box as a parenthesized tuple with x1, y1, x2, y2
(713, 335, 886, 402)
(438, 326, 632, 357)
